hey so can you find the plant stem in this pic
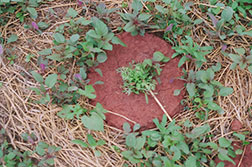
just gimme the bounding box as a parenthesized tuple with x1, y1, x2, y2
(149, 90, 173, 122)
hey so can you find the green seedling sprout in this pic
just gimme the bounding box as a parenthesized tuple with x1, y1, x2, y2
(117, 51, 172, 122)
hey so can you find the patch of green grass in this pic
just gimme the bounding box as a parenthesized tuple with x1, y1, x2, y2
(117, 51, 169, 103)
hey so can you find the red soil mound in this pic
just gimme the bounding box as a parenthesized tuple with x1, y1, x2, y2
(89, 32, 185, 130)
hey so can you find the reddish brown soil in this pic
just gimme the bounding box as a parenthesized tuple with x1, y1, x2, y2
(88, 32, 185, 130)
(215, 142, 252, 167)
(231, 119, 243, 131)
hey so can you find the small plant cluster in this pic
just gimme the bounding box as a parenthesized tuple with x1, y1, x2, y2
(175, 63, 233, 116)
(0, 128, 60, 167)
(117, 51, 169, 103)
(121, 115, 251, 167)
(119, 0, 159, 36)
(0, 0, 42, 25)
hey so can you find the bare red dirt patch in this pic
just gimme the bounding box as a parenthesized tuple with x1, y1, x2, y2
(88, 32, 185, 130)
(231, 119, 243, 131)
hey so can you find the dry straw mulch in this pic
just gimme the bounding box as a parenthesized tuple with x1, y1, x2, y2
(0, 0, 252, 166)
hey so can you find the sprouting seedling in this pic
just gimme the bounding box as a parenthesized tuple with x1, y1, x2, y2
(228, 48, 252, 73)
(117, 51, 172, 121)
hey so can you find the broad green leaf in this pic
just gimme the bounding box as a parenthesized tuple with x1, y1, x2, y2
(153, 51, 165, 62)
(86, 30, 101, 39)
(218, 137, 231, 148)
(173, 89, 181, 96)
(218, 148, 235, 165)
(97, 52, 107, 63)
(123, 122, 131, 133)
(186, 124, 210, 139)
(82, 112, 104, 131)
(27, 7, 38, 19)
(155, 4, 168, 14)
(186, 83, 196, 97)
(7, 34, 18, 44)
(31, 71, 43, 83)
(111, 36, 126, 47)
(72, 139, 88, 148)
(102, 42, 113, 50)
(76, 17, 92, 25)
(67, 8, 78, 18)
(185, 156, 197, 167)
(221, 6, 234, 21)
(138, 13, 151, 21)
(126, 133, 136, 148)
(133, 124, 141, 131)
(248, 66, 252, 74)
(132, 0, 142, 13)
(92, 17, 108, 36)
(78, 85, 96, 99)
(38, 48, 52, 55)
(70, 34, 80, 44)
(53, 33, 65, 43)
(37, 22, 49, 29)
(219, 87, 233, 96)
(87, 134, 97, 147)
(45, 74, 57, 88)
(135, 136, 146, 150)
(36, 146, 45, 156)
(234, 48, 245, 55)
(47, 54, 62, 61)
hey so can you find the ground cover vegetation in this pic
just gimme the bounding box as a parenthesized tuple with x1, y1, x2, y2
(0, 0, 251, 166)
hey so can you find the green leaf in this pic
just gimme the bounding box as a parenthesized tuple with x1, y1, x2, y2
(78, 85, 96, 99)
(82, 112, 104, 131)
(219, 87, 233, 96)
(37, 22, 49, 29)
(155, 4, 167, 14)
(76, 18, 92, 25)
(234, 48, 245, 55)
(92, 17, 108, 36)
(221, 6, 234, 21)
(7, 152, 16, 160)
(38, 48, 52, 55)
(123, 122, 131, 133)
(248, 66, 252, 74)
(70, 34, 80, 44)
(153, 51, 165, 62)
(126, 133, 136, 148)
(72, 139, 88, 148)
(87, 134, 97, 147)
(173, 89, 181, 96)
(135, 136, 146, 150)
(185, 156, 197, 167)
(218, 137, 231, 148)
(218, 148, 235, 165)
(86, 30, 101, 39)
(235, 149, 243, 155)
(45, 74, 57, 88)
(186, 124, 210, 139)
(132, 0, 142, 13)
(111, 36, 126, 47)
(186, 83, 196, 97)
(27, 7, 38, 19)
(138, 13, 151, 21)
(7, 34, 18, 44)
(31, 71, 43, 83)
(53, 33, 65, 43)
(97, 52, 107, 63)
(36, 146, 45, 156)
(67, 8, 78, 18)
(47, 54, 62, 61)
